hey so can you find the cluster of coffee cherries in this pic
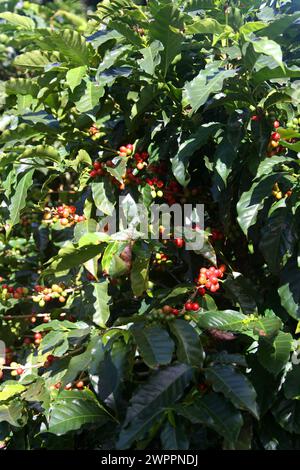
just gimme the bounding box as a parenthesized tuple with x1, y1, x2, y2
(43, 205, 85, 227)
(51, 379, 85, 391)
(146, 177, 165, 199)
(134, 150, 149, 170)
(153, 252, 171, 266)
(89, 160, 108, 179)
(0, 283, 28, 300)
(196, 265, 226, 293)
(9, 362, 25, 377)
(286, 117, 300, 130)
(148, 305, 180, 323)
(88, 124, 101, 140)
(272, 182, 292, 200)
(163, 180, 182, 205)
(32, 284, 68, 307)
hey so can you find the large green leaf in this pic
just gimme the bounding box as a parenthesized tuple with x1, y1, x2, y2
(36, 29, 90, 66)
(117, 363, 193, 449)
(91, 281, 110, 328)
(0, 400, 26, 427)
(205, 364, 258, 418)
(183, 64, 236, 114)
(278, 259, 300, 320)
(169, 319, 203, 366)
(131, 324, 175, 368)
(7, 170, 34, 233)
(66, 66, 87, 92)
(92, 180, 115, 215)
(0, 12, 35, 30)
(171, 123, 221, 186)
(138, 41, 163, 76)
(47, 390, 110, 435)
(149, 3, 183, 77)
(177, 392, 243, 443)
(75, 80, 104, 113)
(258, 331, 292, 376)
(14, 50, 59, 69)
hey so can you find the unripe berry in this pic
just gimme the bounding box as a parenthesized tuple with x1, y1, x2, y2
(76, 380, 84, 389)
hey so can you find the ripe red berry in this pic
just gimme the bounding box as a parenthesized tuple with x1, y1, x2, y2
(198, 287, 206, 296)
(172, 308, 179, 315)
(191, 303, 199, 311)
(126, 144, 134, 151)
(76, 380, 84, 389)
(174, 238, 184, 248)
(271, 132, 281, 141)
(34, 332, 42, 340)
(185, 302, 193, 311)
(273, 120, 280, 128)
(16, 367, 24, 375)
(93, 161, 101, 170)
(89, 170, 97, 178)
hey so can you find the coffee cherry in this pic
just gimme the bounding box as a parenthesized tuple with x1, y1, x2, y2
(174, 238, 184, 248)
(185, 302, 193, 311)
(172, 308, 179, 315)
(34, 333, 42, 340)
(90, 170, 97, 178)
(0, 370, 3, 380)
(59, 296, 66, 303)
(93, 161, 102, 170)
(76, 380, 84, 389)
(162, 305, 173, 314)
(271, 132, 281, 141)
(191, 303, 199, 311)
(16, 367, 24, 376)
(274, 120, 280, 128)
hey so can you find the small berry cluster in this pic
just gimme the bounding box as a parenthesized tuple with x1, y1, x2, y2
(210, 229, 224, 242)
(184, 301, 200, 311)
(9, 362, 24, 377)
(153, 252, 171, 265)
(43, 205, 85, 227)
(146, 177, 164, 199)
(196, 265, 226, 293)
(89, 161, 107, 179)
(286, 117, 300, 130)
(0, 284, 28, 300)
(163, 180, 182, 205)
(134, 151, 149, 170)
(118, 143, 134, 158)
(272, 183, 292, 200)
(51, 379, 85, 391)
(32, 284, 67, 307)
(89, 124, 100, 137)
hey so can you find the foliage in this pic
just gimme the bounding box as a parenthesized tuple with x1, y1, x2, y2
(0, 0, 300, 450)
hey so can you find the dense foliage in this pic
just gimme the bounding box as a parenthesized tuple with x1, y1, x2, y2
(0, 0, 300, 450)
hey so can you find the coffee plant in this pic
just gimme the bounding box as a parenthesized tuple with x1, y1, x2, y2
(0, 0, 300, 450)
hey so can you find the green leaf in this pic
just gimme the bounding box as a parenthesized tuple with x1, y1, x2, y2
(92, 180, 115, 215)
(7, 170, 34, 233)
(237, 173, 280, 235)
(171, 123, 221, 186)
(160, 418, 189, 450)
(0, 400, 26, 427)
(272, 399, 300, 434)
(0, 12, 35, 30)
(20, 145, 60, 163)
(130, 249, 150, 297)
(0, 383, 26, 402)
(47, 390, 110, 435)
(183, 64, 236, 114)
(6, 78, 38, 96)
(186, 17, 232, 35)
(258, 331, 292, 376)
(47, 243, 103, 273)
(66, 66, 87, 92)
(137, 40, 163, 76)
(149, 3, 183, 77)
(14, 50, 60, 69)
(75, 80, 104, 113)
(117, 363, 193, 449)
(177, 392, 243, 443)
(283, 365, 300, 399)
(131, 324, 175, 368)
(169, 319, 204, 366)
(248, 36, 283, 69)
(205, 364, 258, 418)
(36, 29, 90, 66)
(91, 281, 110, 328)
(278, 259, 300, 320)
